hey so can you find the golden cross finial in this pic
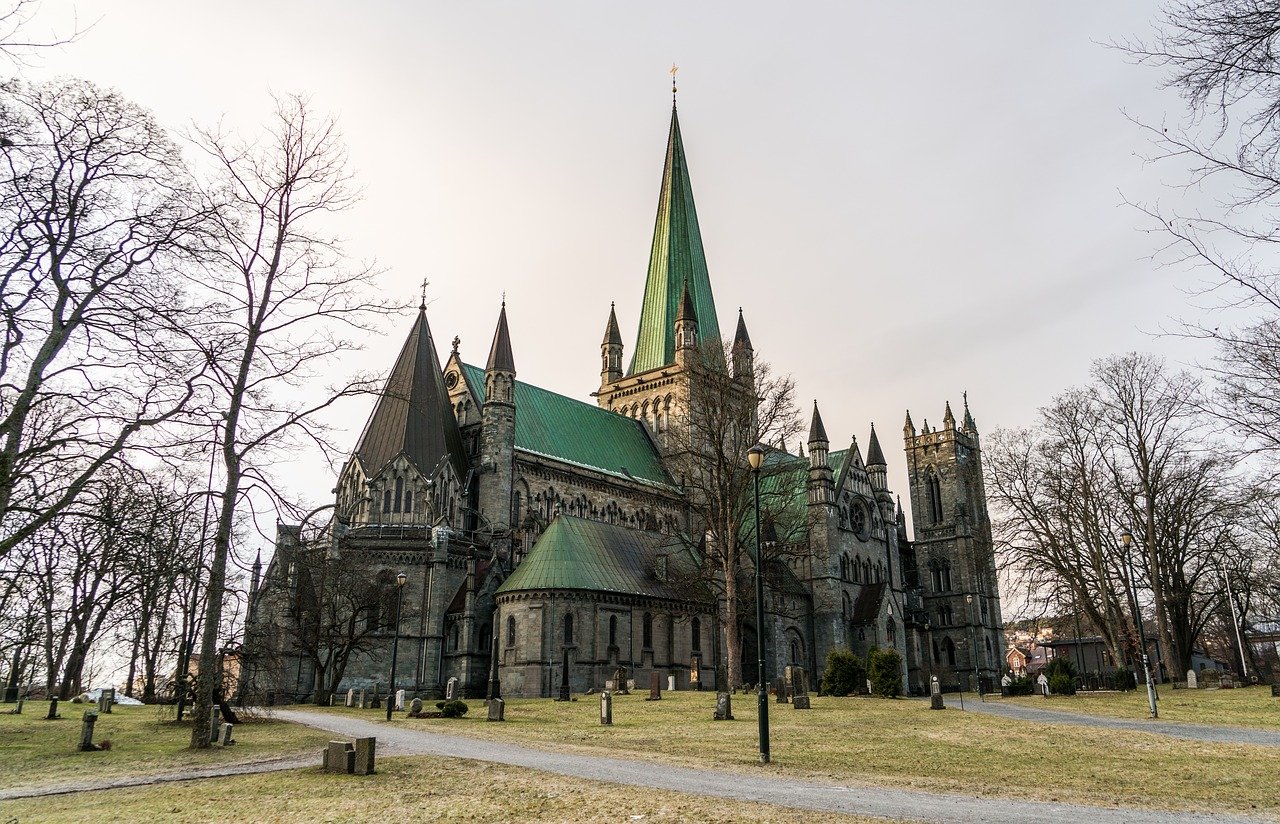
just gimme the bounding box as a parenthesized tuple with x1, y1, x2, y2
(670, 63, 679, 102)
(419, 277, 429, 308)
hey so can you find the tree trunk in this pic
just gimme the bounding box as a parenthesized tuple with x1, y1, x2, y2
(724, 573, 740, 688)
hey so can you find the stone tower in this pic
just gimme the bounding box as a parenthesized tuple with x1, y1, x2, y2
(478, 302, 516, 537)
(903, 397, 1003, 686)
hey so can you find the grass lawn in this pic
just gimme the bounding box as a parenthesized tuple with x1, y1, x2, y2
(994, 685, 1280, 730)
(0, 703, 329, 791)
(306, 691, 1279, 817)
(0, 754, 891, 824)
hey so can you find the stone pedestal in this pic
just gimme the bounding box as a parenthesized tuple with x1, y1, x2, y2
(487, 698, 505, 722)
(646, 671, 661, 701)
(714, 691, 733, 721)
(345, 688, 354, 707)
(324, 740, 355, 774)
(929, 676, 945, 710)
(667, 675, 676, 692)
(354, 737, 376, 775)
(79, 710, 99, 751)
(220, 723, 235, 746)
(599, 690, 612, 725)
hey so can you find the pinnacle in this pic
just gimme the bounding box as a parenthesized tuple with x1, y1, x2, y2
(808, 400, 828, 446)
(486, 302, 515, 373)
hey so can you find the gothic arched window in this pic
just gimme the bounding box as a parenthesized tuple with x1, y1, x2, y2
(564, 612, 574, 645)
(691, 617, 701, 652)
(394, 476, 404, 513)
(609, 615, 618, 647)
(943, 636, 957, 667)
(506, 615, 516, 647)
(642, 612, 653, 649)
(886, 617, 897, 646)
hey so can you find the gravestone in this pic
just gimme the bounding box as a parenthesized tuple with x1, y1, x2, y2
(220, 723, 235, 746)
(646, 671, 661, 701)
(98, 688, 114, 713)
(626, 679, 636, 692)
(353, 737, 376, 775)
(46, 697, 59, 720)
(370, 683, 381, 709)
(599, 690, 613, 725)
(604, 679, 615, 691)
(557, 648, 572, 702)
(774, 676, 788, 703)
(1270, 683, 1280, 698)
(613, 667, 628, 695)
(79, 710, 99, 751)
(324, 740, 354, 774)
(929, 675, 945, 710)
(667, 675, 676, 692)
(408, 697, 424, 717)
(690, 656, 701, 690)
(791, 667, 811, 710)
(487, 697, 505, 722)
(396, 689, 405, 711)
(329, 694, 336, 707)
(1187, 669, 1198, 689)
(358, 689, 367, 709)
(210, 707, 221, 744)
(346, 688, 355, 707)
(445, 677, 459, 702)
(714, 691, 733, 721)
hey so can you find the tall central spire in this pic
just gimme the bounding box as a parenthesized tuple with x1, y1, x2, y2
(628, 101, 721, 375)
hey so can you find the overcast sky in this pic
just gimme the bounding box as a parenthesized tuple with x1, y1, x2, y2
(25, 1, 1215, 548)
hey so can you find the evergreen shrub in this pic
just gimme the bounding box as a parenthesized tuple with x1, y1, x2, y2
(867, 648, 903, 698)
(819, 648, 866, 696)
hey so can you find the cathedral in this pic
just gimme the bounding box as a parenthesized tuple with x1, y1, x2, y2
(244, 95, 1004, 702)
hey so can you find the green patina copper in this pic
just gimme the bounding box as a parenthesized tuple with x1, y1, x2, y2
(628, 105, 721, 375)
(461, 364, 672, 488)
(496, 515, 700, 599)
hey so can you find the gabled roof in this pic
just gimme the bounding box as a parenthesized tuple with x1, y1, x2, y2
(352, 307, 467, 479)
(850, 581, 886, 624)
(629, 105, 722, 375)
(497, 515, 702, 600)
(460, 364, 672, 488)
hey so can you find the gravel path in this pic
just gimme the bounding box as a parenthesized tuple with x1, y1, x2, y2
(266, 708, 1262, 824)
(0, 754, 315, 801)
(941, 696, 1280, 747)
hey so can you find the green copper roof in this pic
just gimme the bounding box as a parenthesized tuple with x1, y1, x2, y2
(461, 364, 672, 488)
(497, 515, 701, 599)
(628, 105, 722, 375)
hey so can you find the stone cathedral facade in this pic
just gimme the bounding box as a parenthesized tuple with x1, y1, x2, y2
(244, 98, 1004, 700)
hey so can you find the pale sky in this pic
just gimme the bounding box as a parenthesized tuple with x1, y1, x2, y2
(23, 1, 1216, 550)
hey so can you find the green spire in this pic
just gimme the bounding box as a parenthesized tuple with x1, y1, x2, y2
(628, 103, 721, 375)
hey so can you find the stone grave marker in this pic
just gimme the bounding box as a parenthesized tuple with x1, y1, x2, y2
(220, 723, 235, 746)
(604, 679, 615, 691)
(396, 689, 405, 711)
(97, 688, 112, 713)
(329, 694, 336, 707)
(613, 667, 628, 695)
(346, 688, 355, 707)
(774, 676, 788, 703)
(487, 697, 505, 722)
(626, 679, 636, 692)
(46, 697, 59, 720)
(358, 689, 367, 709)
(324, 740, 354, 774)
(353, 737, 376, 775)
(1270, 683, 1280, 698)
(714, 664, 727, 693)
(714, 691, 733, 721)
(210, 707, 221, 744)
(370, 682, 381, 709)
(79, 710, 99, 751)
(1187, 669, 1198, 689)
(667, 675, 676, 692)
(791, 667, 811, 709)
(445, 677, 459, 701)
(599, 690, 612, 725)
(557, 649, 571, 701)
(929, 675, 945, 710)
(646, 671, 661, 701)
(408, 697, 424, 717)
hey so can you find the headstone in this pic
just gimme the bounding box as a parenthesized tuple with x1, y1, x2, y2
(604, 680, 615, 691)
(647, 671, 661, 701)
(487, 636, 501, 701)
(445, 677, 459, 702)
(487, 697, 505, 721)
(1186, 669, 1198, 689)
(714, 691, 733, 721)
(46, 697, 59, 720)
(613, 667, 629, 695)
(626, 679, 636, 692)
(97, 689, 111, 713)
(370, 684, 381, 709)
(210, 707, 221, 744)
(774, 676, 788, 703)
(557, 649, 571, 701)
(220, 723, 235, 746)
(358, 689, 367, 709)
(395, 689, 405, 711)
(324, 740, 354, 774)
(408, 697, 424, 717)
(353, 737, 376, 775)
(929, 675, 945, 710)
(1270, 683, 1280, 698)
(599, 690, 612, 725)
(79, 710, 99, 751)
(346, 688, 355, 707)
(329, 694, 336, 707)
(667, 675, 676, 692)
(791, 667, 811, 709)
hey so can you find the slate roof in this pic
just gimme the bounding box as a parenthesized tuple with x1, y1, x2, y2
(353, 307, 467, 479)
(496, 515, 702, 601)
(866, 424, 886, 467)
(460, 364, 672, 488)
(850, 581, 886, 624)
(629, 104, 722, 375)
(486, 304, 515, 373)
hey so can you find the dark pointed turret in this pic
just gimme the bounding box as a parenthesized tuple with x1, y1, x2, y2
(629, 103, 721, 374)
(866, 423, 886, 468)
(601, 303, 624, 386)
(962, 391, 977, 434)
(353, 305, 467, 479)
(943, 400, 956, 430)
(731, 308, 754, 380)
(674, 280, 699, 364)
(808, 400, 829, 448)
(486, 301, 515, 374)
(807, 400, 834, 505)
(903, 410, 914, 438)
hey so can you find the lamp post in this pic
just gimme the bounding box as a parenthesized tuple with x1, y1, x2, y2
(386, 572, 407, 721)
(747, 444, 770, 764)
(1217, 560, 1249, 678)
(1120, 529, 1158, 719)
(965, 594, 981, 700)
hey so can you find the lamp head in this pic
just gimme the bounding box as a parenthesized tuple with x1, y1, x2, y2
(747, 443, 767, 470)
(1120, 528, 1133, 549)
(396, 572, 407, 588)
(966, 594, 973, 605)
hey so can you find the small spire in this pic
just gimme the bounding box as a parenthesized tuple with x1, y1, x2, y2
(904, 410, 914, 435)
(943, 401, 956, 429)
(676, 279, 698, 324)
(733, 307, 753, 350)
(252, 550, 262, 569)
(486, 302, 515, 373)
(866, 423, 886, 467)
(808, 400, 828, 446)
(603, 302, 623, 347)
(963, 391, 977, 432)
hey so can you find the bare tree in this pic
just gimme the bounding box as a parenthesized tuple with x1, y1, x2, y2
(0, 78, 210, 560)
(664, 341, 802, 688)
(184, 94, 396, 748)
(0, 1, 80, 65)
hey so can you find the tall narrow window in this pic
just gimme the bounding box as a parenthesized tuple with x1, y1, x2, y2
(691, 618, 701, 652)
(563, 612, 574, 645)
(886, 617, 897, 646)
(609, 615, 618, 647)
(944, 637, 957, 666)
(506, 615, 516, 647)
(382, 489, 392, 513)
(928, 471, 943, 523)
(790, 639, 800, 665)
(394, 477, 404, 513)
(642, 612, 653, 649)
(403, 486, 412, 513)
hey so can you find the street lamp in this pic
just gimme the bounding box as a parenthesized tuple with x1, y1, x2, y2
(965, 594, 981, 700)
(747, 443, 770, 764)
(386, 572, 407, 721)
(1120, 529, 1158, 719)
